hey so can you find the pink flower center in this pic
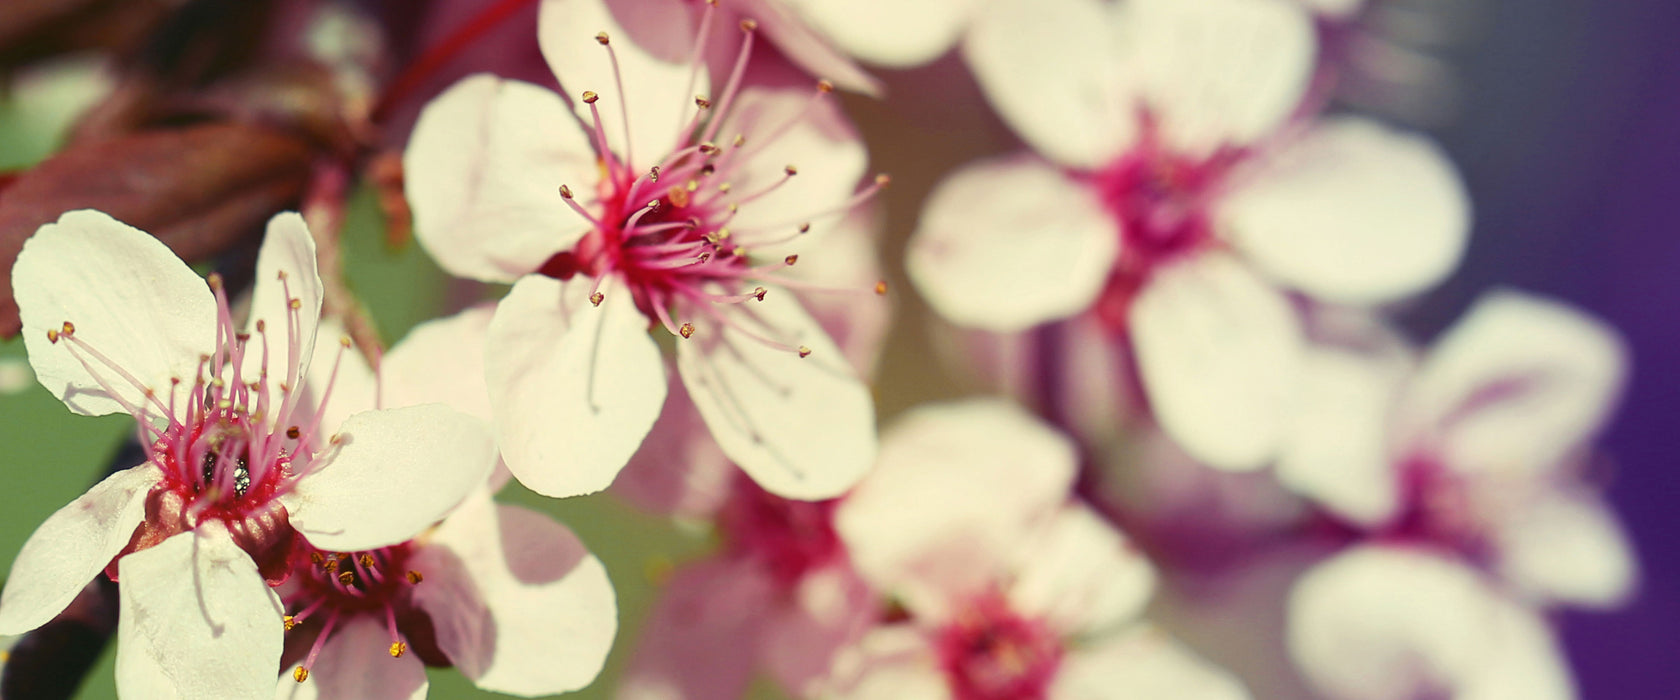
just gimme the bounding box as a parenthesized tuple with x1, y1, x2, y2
(934, 593, 1064, 700)
(536, 9, 884, 353)
(281, 542, 440, 683)
(1383, 456, 1496, 566)
(718, 476, 844, 587)
(49, 272, 349, 583)
(1087, 118, 1245, 331)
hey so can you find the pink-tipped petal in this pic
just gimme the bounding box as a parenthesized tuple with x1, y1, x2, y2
(284, 404, 495, 552)
(0, 463, 161, 635)
(404, 75, 596, 283)
(676, 292, 875, 501)
(115, 522, 284, 700)
(13, 209, 216, 417)
(487, 275, 667, 498)
(1224, 118, 1470, 305)
(1130, 252, 1304, 471)
(1401, 291, 1626, 479)
(963, 0, 1133, 168)
(417, 493, 617, 696)
(908, 156, 1117, 332)
(275, 616, 427, 700)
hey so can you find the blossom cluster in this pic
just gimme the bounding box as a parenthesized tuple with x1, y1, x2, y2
(0, 0, 1635, 699)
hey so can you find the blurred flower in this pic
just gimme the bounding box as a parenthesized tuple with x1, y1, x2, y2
(909, 0, 1468, 471)
(825, 401, 1249, 699)
(1283, 292, 1635, 608)
(405, 0, 881, 502)
(1289, 546, 1576, 700)
(0, 210, 493, 697)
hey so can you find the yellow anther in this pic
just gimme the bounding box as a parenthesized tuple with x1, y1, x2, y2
(581, 91, 599, 104)
(390, 641, 408, 658)
(679, 323, 695, 339)
(589, 292, 605, 307)
(798, 346, 812, 358)
(406, 570, 424, 584)
(293, 667, 309, 683)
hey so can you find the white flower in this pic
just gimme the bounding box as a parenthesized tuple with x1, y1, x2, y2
(826, 401, 1250, 700)
(1280, 292, 1636, 609)
(404, 0, 880, 501)
(0, 210, 493, 698)
(908, 0, 1468, 471)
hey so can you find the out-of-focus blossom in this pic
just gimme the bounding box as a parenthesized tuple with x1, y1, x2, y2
(1282, 292, 1632, 700)
(909, 0, 1468, 471)
(0, 356, 31, 395)
(1283, 291, 1635, 608)
(0, 56, 112, 166)
(619, 475, 873, 700)
(825, 401, 1249, 700)
(405, 0, 881, 502)
(1289, 546, 1576, 700)
(0, 210, 492, 698)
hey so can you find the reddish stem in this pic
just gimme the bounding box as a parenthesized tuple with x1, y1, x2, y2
(370, 0, 541, 123)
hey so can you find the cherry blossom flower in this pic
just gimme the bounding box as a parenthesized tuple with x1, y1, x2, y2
(0, 210, 493, 698)
(1289, 546, 1577, 700)
(1281, 291, 1635, 608)
(825, 400, 1250, 700)
(273, 309, 617, 698)
(908, 0, 1469, 471)
(1279, 293, 1632, 699)
(405, 0, 881, 502)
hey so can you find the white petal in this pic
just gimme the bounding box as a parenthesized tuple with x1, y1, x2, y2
(404, 75, 596, 283)
(782, 209, 890, 377)
(486, 275, 667, 498)
(1223, 118, 1470, 304)
(1009, 506, 1156, 637)
(284, 404, 495, 552)
(1492, 488, 1635, 608)
(791, 0, 974, 67)
(712, 85, 867, 243)
(1053, 627, 1251, 700)
(907, 156, 1117, 332)
(1130, 253, 1303, 471)
(760, 564, 878, 695)
(1287, 545, 1574, 700)
(618, 559, 771, 700)
(275, 616, 427, 700)
(419, 493, 617, 696)
(14, 209, 215, 416)
(0, 463, 160, 634)
(676, 291, 875, 500)
(1123, 0, 1316, 154)
(836, 400, 1075, 615)
(382, 304, 495, 421)
(1401, 291, 1626, 479)
(963, 0, 1133, 168)
(115, 523, 283, 700)
(296, 317, 375, 439)
(538, 0, 703, 165)
(243, 213, 324, 399)
(1274, 342, 1410, 525)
